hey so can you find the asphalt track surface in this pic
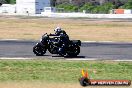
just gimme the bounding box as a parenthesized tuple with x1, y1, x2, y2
(0, 40, 132, 60)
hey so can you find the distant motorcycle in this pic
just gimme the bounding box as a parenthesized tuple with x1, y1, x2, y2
(33, 33, 81, 57)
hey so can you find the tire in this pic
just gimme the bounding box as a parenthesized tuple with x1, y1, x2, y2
(67, 45, 80, 57)
(33, 44, 46, 56)
(79, 77, 89, 87)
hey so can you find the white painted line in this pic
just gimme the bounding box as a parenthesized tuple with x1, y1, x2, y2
(113, 60, 132, 62)
(1, 39, 132, 44)
(0, 57, 32, 60)
(0, 57, 132, 61)
(83, 41, 132, 43)
(66, 58, 132, 61)
(0, 39, 20, 41)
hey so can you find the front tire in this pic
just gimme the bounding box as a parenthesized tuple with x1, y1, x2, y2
(33, 44, 46, 56)
(67, 45, 80, 57)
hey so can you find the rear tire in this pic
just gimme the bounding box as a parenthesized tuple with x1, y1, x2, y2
(33, 44, 46, 56)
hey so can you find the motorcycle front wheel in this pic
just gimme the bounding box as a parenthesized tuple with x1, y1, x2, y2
(33, 44, 47, 56)
(67, 45, 80, 57)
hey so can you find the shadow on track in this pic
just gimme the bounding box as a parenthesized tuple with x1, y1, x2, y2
(52, 55, 85, 58)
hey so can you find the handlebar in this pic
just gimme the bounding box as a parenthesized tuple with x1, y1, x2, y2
(43, 33, 64, 39)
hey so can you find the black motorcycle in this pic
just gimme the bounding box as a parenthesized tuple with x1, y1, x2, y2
(33, 33, 81, 57)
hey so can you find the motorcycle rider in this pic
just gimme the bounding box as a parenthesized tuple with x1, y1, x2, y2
(49, 27, 69, 56)
(50, 27, 69, 41)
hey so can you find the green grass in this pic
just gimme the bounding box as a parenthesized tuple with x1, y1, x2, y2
(0, 60, 131, 83)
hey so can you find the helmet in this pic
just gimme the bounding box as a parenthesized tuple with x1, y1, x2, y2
(54, 27, 62, 33)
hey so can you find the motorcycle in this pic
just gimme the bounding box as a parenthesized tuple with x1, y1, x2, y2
(33, 33, 81, 57)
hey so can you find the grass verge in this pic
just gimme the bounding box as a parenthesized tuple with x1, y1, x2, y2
(0, 59, 131, 83)
(0, 81, 131, 88)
